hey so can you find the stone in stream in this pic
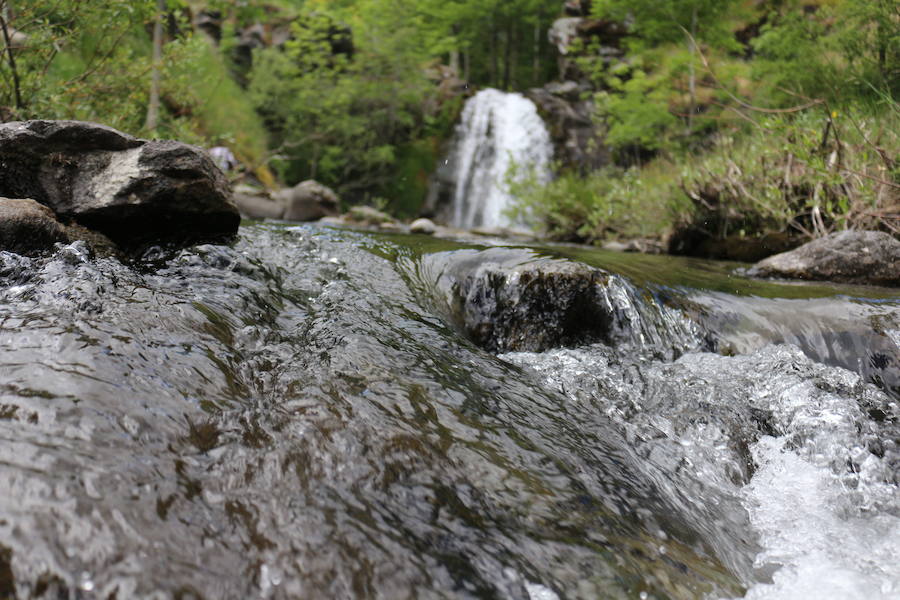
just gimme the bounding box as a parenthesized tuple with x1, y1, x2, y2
(0, 120, 239, 248)
(232, 184, 285, 220)
(273, 180, 340, 222)
(434, 249, 616, 352)
(410, 217, 437, 235)
(0, 197, 70, 256)
(747, 230, 900, 287)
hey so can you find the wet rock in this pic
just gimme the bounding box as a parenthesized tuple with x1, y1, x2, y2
(233, 184, 284, 220)
(410, 218, 437, 235)
(0, 197, 70, 256)
(746, 230, 900, 287)
(346, 205, 395, 227)
(0, 120, 239, 248)
(274, 180, 340, 222)
(438, 249, 615, 352)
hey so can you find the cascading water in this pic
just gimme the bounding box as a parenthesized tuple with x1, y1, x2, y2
(0, 224, 897, 599)
(447, 89, 553, 231)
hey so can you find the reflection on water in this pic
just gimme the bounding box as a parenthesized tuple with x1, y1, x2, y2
(0, 223, 896, 599)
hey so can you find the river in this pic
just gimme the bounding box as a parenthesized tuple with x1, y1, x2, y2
(0, 222, 896, 599)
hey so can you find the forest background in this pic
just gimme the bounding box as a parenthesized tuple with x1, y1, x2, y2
(0, 0, 897, 254)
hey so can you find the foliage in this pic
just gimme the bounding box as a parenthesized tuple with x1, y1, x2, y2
(0, 0, 156, 125)
(0, 0, 269, 167)
(591, 0, 743, 48)
(507, 163, 687, 243)
(248, 8, 434, 202)
(680, 108, 900, 239)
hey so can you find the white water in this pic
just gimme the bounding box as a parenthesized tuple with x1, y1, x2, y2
(503, 343, 900, 599)
(449, 89, 553, 231)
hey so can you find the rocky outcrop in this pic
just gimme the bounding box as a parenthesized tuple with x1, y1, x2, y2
(746, 230, 900, 287)
(274, 180, 340, 222)
(548, 15, 627, 80)
(527, 81, 609, 172)
(0, 120, 239, 249)
(0, 198, 70, 256)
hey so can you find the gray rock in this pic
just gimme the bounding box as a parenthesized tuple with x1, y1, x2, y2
(435, 248, 615, 352)
(274, 180, 340, 222)
(527, 84, 609, 172)
(548, 17, 584, 55)
(0, 120, 239, 248)
(233, 184, 285, 220)
(747, 230, 900, 287)
(410, 218, 437, 235)
(0, 197, 70, 256)
(346, 205, 395, 226)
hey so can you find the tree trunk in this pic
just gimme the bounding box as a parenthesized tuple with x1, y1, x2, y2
(145, 0, 165, 131)
(0, 0, 23, 111)
(686, 7, 697, 135)
(449, 24, 460, 75)
(489, 10, 498, 87)
(532, 16, 540, 87)
(502, 14, 513, 90)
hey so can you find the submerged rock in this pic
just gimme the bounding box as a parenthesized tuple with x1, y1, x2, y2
(0, 120, 239, 248)
(747, 230, 900, 287)
(0, 197, 70, 256)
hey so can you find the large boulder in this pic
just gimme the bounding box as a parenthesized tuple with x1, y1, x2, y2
(746, 230, 900, 287)
(0, 197, 70, 256)
(0, 120, 238, 248)
(273, 180, 340, 222)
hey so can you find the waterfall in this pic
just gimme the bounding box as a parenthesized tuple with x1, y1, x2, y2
(448, 89, 553, 231)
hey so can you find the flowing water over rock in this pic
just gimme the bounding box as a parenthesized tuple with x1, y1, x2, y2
(445, 89, 553, 231)
(0, 223, 897, 599)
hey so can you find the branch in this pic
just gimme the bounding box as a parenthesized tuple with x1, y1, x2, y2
(680, 27, 825, 115)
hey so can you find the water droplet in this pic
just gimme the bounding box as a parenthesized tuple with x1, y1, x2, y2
(79, 572, 95, 592)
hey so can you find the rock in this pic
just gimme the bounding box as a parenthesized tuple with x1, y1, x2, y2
(193, 10, 223, 43)
(548, 17, 583, 56)
(527, 83, 608, 172)
(318, 216, 347, 227)
(0, 197, 70, 256)
(670, 228, 801, 263)
(601, 240, 628, 252)
(233, 184, 284, 220)
(0, 120, 239, 248)
(746, 230, 900, 287)
(434, 248, 615, 353)
(274, 180, 340, 222)
(346, 205, 395, 227)
(410, 218, 437, 235)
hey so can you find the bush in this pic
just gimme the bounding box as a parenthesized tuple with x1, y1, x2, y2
(507, 163, 688, 243)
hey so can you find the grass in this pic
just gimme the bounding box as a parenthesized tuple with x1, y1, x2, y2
(508, 104, 899, 246)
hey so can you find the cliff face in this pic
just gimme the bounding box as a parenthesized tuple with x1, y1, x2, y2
(527, 2, 628, 173)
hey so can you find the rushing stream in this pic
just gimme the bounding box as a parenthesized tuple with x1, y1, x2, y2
(0, 222, 897, 599)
